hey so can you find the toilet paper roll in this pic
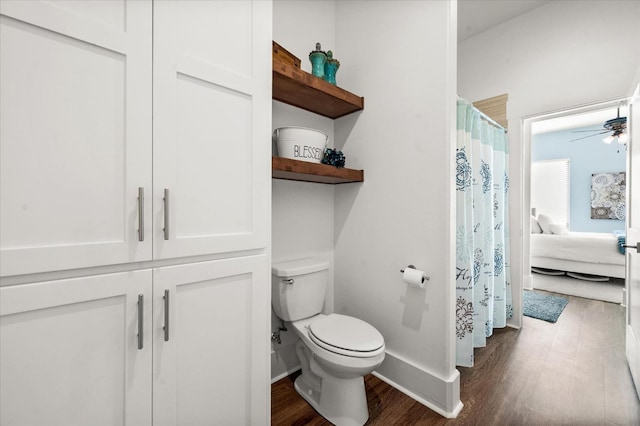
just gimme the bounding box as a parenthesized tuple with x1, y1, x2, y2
(403, 267, 426, 288)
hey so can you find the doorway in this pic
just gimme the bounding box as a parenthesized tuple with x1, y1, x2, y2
(522, 98, 629, 294)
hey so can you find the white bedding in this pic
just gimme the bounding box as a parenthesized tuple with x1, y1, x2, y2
(530, 232, 625, 266)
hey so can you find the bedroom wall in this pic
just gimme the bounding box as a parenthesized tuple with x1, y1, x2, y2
(532, 126, 627, 233)
(458, 0, 640, 292)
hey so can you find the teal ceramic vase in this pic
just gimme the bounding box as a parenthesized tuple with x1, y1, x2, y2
(323, 50, 340, 85)
(309, 42, 327, 78)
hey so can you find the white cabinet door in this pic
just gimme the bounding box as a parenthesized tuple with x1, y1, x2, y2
(153, 0, 271, 259)
(0, 0, 152, 276)
(152, 256, 270, 425)
(0, 270, 153, 426)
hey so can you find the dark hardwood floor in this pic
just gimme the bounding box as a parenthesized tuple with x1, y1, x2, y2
(272, 291, 640, 425)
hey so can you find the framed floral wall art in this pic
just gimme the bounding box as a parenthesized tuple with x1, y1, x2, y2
(591, 172, 625, 220)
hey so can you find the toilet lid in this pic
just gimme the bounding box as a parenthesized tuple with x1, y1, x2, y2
(308, 314, 384, 357)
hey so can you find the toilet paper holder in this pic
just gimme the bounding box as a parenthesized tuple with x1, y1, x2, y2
(400, 265, 430, 281)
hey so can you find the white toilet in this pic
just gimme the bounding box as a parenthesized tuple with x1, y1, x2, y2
(272, 258, 385, 426)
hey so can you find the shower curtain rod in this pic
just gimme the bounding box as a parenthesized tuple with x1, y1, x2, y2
(457, 95, 507, 133)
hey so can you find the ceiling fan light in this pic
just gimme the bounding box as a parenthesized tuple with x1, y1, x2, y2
(603, 135, 615, 144)
(618, 133, 629, 144)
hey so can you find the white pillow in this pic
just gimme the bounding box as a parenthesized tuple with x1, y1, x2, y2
(537, 214, 553, 234)
(531, 216, 542, 234)
(549, 223, 569, 235)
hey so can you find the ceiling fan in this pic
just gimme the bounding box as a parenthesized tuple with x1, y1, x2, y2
(570, 108, 628, 144)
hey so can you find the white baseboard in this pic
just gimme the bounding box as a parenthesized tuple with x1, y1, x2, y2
(271, 344, 301, 384)
(271, 346, 464, 418)
(271, 365, 301, 384)
(373, 350, 463, 418)
(523, 272, 533, 290)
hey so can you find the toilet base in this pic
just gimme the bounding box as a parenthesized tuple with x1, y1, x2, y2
(293, 351, 369, 426)
(289, 318, 384, 426)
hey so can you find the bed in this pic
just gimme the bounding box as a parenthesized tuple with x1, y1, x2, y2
(530, 232, 626, 279)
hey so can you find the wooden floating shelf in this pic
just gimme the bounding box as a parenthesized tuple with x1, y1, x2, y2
(272, 157, 364, 184)
(272, 59, 364, 119)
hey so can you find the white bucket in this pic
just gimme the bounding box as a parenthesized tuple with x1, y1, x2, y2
(274, 127, 328, 164)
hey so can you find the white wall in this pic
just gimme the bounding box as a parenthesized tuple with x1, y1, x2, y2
(272, 0, 461, 416)
(333, 0, 461, 417)
(270, 0, 336, 381)
(458, 0, 640, 295)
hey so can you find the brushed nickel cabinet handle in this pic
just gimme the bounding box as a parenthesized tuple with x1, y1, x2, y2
(163, 289, 170, 342)
(137, 187, 144, 242)
(163, 188, 170, 240)
(137, 294, 144, 350)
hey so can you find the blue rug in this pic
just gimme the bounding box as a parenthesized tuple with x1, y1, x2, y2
(523, 291, 569, 323)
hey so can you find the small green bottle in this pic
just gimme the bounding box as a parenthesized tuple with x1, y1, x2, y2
(309, 42, 327, 78)
(323, 50, 340, 85)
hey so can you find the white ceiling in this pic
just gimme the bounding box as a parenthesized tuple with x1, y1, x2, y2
(457, 0, 628, 136)
(458, 0, 551, 42)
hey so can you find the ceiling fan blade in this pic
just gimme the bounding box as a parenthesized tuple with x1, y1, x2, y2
(570, 130, 610, 142)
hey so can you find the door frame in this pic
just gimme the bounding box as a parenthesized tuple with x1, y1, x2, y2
(625, 84, 640, 397)
(521, 97, 629, 293)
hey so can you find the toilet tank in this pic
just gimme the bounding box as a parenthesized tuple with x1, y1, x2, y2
(271, 258, 329, 321)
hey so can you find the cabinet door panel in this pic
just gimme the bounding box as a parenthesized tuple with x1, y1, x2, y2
(153, 0, 271, 259)
(152, 255, 269, 425)
(175, 74, 253, 237)
(0, 0, 152, 276)
(0, 271, 153, 426)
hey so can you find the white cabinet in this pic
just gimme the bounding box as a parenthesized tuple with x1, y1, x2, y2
(0, 1, 271, 425)
(0, 271, 153, 426)
(152, 256, 269, 425)
(0, 256, 270, 425)
(0, 0, 153, 276)
(153, 0, 271, 260)
(0, 0, 271, 276)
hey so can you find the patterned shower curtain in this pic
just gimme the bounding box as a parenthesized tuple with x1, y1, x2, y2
(455, 98, 512, 367)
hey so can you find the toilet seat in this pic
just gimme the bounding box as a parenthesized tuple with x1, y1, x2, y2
(308, 314, 385, 358)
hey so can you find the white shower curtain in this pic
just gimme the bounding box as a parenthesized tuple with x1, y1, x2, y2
(455, 98, 512, 367)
